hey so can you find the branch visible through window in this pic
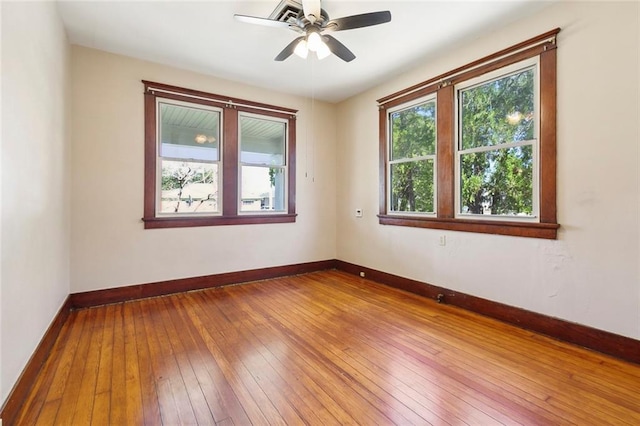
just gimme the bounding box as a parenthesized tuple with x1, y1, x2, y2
(378, 29, 560, 239)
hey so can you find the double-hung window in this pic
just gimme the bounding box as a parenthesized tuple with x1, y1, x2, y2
(239, 114, 288, 213)
(456, 59, 538, 219)
(143, 81, 297, 229)
(158, 101, 222, 215)
(388, 96, 437, 215)
(378, 29, 559, 239)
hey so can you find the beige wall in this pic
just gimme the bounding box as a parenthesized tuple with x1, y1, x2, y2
(2, 0, 638, 410)
(70, 46, 337, 293)
(336, 1, 639, 339)
(1, 1, 71, 403)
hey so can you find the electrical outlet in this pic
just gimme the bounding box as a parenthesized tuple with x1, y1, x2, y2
(439, 235, 446, 246)
(355, 208, 363, 218)
(360, 271, 365, 278)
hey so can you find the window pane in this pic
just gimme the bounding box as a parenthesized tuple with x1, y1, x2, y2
(460, 145, 533, 216)
(460, 68, 534, 150)
(160, 103, 219, 161)
(240, 166, 285, 212)
(160, 160, 218, 214)
(390, 159, 435, 213)
(390, 100, 436, 160)
(240, 116, 285, 166)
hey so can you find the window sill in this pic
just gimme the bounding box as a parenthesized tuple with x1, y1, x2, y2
(378, 214, 558, 239)
(143, 214, 297, 229)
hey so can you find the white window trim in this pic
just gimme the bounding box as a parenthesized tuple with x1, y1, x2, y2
(386, 94, 438, 216)
(155, 98, 224, 218)
(237, 111, 289, 215)
(454, 57, 540, 222)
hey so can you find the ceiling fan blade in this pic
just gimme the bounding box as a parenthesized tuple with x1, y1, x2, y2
(234, 14, 293, 29)
(325, 11, 391, 31)
(275, 36, 305, 61)
(323, 35, 356, 62)
(302, 0, 321, 23)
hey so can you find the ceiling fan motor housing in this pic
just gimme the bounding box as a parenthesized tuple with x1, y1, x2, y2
(234, 1, 391, 62)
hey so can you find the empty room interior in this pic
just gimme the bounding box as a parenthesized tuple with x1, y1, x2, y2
(1, 0, 639, 424)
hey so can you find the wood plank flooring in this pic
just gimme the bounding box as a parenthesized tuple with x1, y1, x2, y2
(13, 270, 640, 425)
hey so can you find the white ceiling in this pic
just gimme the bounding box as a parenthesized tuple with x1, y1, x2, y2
(57, 0, 554, 103)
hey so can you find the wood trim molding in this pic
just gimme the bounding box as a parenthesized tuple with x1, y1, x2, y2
(335, 260, 640, 365)
(222, 105, 239, 217)
(69, 260, 337, 309)
(143, 92, 157, 220)
(377, 29, 559, 240)
(378, 214, 559, 239)
(142, 214, 297, 229)
(378, 107, 388, 216)
(0, 296, 72, 425)
(436, 84, 454, 219)
(1, 260, 335, 422)
(377, 28, 560, 105)
(287, 115, 297, 215)
(142, 81, 297, 229)
(539, 46, 558, 224)
(4, 257, 637, 425)
(143, 80, 298, 115)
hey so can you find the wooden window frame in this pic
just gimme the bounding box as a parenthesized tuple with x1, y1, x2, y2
(142, 81, 297, 229)
(377, 29, 560, 239)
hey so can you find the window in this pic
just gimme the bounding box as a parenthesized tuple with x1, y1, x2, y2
(457, 60, 537, 219)
(143, 81, 297, 229)
(239, 114, 287, 213)
(388, 96, 437, 215)
(158, 101, 221, 215)
(378, 29, 559, 239)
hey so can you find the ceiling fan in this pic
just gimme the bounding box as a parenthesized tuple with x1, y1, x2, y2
(234, 0, 391, 62)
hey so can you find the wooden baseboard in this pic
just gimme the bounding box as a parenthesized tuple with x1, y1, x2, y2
(1, 259, 337, 423)
(3, 258, 637, 425)
(335, 260, 640, 365)
(70, 259, 338, 309)
(0, 296, 72, 425)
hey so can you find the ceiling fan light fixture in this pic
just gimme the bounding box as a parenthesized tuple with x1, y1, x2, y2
(236, 2, 391, 63)
(307, 31, 322, 52)
(316, 39, 331, 60)
(294, 39, 309, 58)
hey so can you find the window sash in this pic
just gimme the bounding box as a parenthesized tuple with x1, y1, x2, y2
(155, 98, 223, 217)
(239, 112, 287, 166)
(238, 112, 289, 214)
(389, 155, 435, 165)
(389, 97, 437, 160)
(388, 157, 437, 215)
(158, 101, 221, 162)
(386, 94, 437, 215)
(157, 160, 221, 216)
(456, 143, 537, 220)
(238, 164, 287, 213)
(454, 58, 540, 221)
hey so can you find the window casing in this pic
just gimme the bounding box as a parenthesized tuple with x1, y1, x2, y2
(143, 81, 297, 229)
(378, 29, 559, 239)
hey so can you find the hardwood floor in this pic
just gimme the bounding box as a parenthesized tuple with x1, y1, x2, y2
(13, 270, 640, 425)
